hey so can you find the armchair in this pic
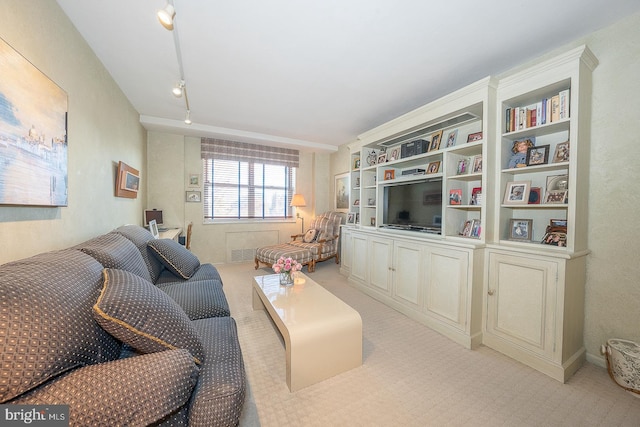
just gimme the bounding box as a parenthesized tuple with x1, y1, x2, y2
(255, 212, 343, 273)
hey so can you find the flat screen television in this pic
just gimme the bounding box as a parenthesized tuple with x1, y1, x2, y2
(382, 178, 443, 234)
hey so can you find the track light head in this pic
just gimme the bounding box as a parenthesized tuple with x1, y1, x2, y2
(172, 80, 185, 97)
(184, 110, 192, 125)
(158, 4, 175, 30)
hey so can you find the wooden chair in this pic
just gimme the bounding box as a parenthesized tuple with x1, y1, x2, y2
(185, 222, 193, 250)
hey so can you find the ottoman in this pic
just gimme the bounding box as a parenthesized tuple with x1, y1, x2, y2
(255, 243, 316, 272)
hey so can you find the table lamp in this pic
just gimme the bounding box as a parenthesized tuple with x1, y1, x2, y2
(290, 194, 307, 233)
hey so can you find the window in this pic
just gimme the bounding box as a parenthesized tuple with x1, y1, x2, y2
(201, 138, 298, 220)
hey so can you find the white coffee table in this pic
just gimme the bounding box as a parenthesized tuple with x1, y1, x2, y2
(252, 273, 362, 392)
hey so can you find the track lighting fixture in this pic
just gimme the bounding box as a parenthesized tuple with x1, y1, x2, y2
(184, 110, 192, 125)
(157, 3, 176, 31)
(172, 80, 185, 97)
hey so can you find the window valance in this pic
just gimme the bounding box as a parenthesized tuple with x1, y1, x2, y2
(201, 138, 299, 168)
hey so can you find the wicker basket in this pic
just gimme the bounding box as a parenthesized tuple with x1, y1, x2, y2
(602, 339, 640, 396)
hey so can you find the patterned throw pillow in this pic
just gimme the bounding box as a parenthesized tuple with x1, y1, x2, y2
(303, 229, 317, 243)
(93, 269, 204, 365)
(78, 232, 153, 282)
(147, 239, 200, 279)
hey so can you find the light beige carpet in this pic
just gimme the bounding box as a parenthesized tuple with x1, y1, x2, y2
(219, 261, 640, 427)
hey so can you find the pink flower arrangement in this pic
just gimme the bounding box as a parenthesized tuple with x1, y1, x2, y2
(272, 256, 303, 275)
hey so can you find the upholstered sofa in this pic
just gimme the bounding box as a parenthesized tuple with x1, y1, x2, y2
(255, 211, 343, 272)
(0, 225, 245, 426)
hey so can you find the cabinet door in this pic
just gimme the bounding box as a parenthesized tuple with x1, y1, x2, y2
(486, 252, 557, 358)
(368, 237, 392, 293)
(350, 233, 368, 283)
(392, 240, 423, 308)
(424, 247, 469, 330)
(341, 229, 353, 271)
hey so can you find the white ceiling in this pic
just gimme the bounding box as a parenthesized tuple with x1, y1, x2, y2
(56, 0, 639, 152)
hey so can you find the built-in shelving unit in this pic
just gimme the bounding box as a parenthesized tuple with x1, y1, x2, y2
(340, 45, 597, 383)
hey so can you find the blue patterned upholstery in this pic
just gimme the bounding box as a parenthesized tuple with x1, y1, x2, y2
(158, 279, 231, 319)
(148, 239, 201, 279)
(11, 349, 198, 427)
(0, 249, 122, 403)
(77, 232, 153, 282)
(114, 224, 165, 283)
(94, 269, 205, 364)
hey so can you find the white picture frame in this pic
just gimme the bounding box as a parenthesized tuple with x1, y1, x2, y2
(149, 219, 160, 239)
(334, 172, 349, 212)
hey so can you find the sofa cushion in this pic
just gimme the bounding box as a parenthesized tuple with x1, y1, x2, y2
(0, 249, 122, 403)
(148, 239, 200, 279)
(10, 349, 198, 427)
(188, 317, 246, 427)
(114, 224, 165, 283)
(155, 263, 223, 287)
(78, 232, 152, 282)
(159, 279, 230, 319)
(93, 269, 204, 364)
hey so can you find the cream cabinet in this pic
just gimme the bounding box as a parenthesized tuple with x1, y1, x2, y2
(341, 228, 482, 349)
(339, 226, 353, 276)
(483, 249, 586, 382)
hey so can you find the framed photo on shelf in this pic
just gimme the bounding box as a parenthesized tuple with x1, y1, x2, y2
(461, 220, 473, 237)
(550, 219, 567, 228)
(353, 158, 361, 170)
(552, 141, 570, 163)
(389, 147, 400, 161)
(546, 174, 569, 192)
(370, 217, 376, 226)
(457, 158, 469, 175)
(542, 231, 567, 246)
(377, 152, 387, 164)
(503, 180, 531, 205)
(427, 161, 441, 174)
(384, 169, 395, 180)
(526, 144, 550, 166)
(467, 131, 483, 143)
(472, 155, 483, 173)
(445, 129, 458, 148)
(355, 213, 360, 224)
(148, 219, 160, 239)
(428, 130, 443, 152)
(353, 199, 360, 206)
(449, 189, 462, 205)
(509, 218, 533, 241)
(545, 190, 568, 204)
(470, 219, 481, 238)
(470, 187, 482, 205)
(347, 213, 355, 224)
(528, 187, 542, 204)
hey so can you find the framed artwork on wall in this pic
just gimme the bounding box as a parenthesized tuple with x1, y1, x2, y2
(0, 38, 68, 206)
(334, 172, 349, 212)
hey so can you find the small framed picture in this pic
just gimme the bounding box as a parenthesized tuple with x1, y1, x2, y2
(528, 187, 542, 204)
(553, 141, 570, 163)
(461, 220, 473, 237)
(355, 213, 360, 224)
(148, 219, 160, 239)
(467, 131, 483, 143)
(370, 217, 376, 226)
(449, 189, 462, 205)
(390, 147, 400, 161)
(470, 187, 482, 205)
(347, 213, 355, 224)
(550, 219, 567, 228)
(384, 170, 395, 180)
(542, 231, 567, 246)
(470, 219, 481, 238)
(545, 190, 568, 204)
(377, 152, 387, 164)
(526, 144, 550, 166)
(188, 173, 200, 187)
(472, 155, 483, 173)
(353, 158, 361, 170)
(503, 180, 531, 205)
(427, 161, 441, 174)
(509, 219, 533, 241)
(120, 170, 140, 192)
(445, 129, 458, 148)
(367, 198, 375, 206)
(354, 199, 360, 206)
(186, 191, 201, 202)
(428, 130, 443, 152)
(457, 158, 469, 175)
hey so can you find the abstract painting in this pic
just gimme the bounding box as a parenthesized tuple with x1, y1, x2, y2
(0, 38, 68, 206)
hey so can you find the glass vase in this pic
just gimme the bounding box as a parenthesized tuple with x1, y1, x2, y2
(279, 272, 294, 286)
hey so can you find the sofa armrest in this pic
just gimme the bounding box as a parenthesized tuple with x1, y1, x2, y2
(10, 350, 199, 427)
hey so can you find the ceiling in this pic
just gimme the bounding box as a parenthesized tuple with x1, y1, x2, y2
(56, 0, 640, 152)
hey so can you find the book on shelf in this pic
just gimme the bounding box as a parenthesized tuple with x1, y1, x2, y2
(504, 89, 570, 132)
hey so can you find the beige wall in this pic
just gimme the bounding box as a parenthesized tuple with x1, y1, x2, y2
(0, 0, 147, 265)
(147, 131, 330, 265)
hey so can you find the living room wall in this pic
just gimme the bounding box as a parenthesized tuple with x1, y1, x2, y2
(146, 131, 332, 265)
(0, 1, 147, 265)
(331, 12, 640, 366)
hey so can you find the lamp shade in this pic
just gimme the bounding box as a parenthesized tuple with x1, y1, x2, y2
(290, 194, 306, 207)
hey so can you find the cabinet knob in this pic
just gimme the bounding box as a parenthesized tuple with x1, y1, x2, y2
(488, 289, 495, 296)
